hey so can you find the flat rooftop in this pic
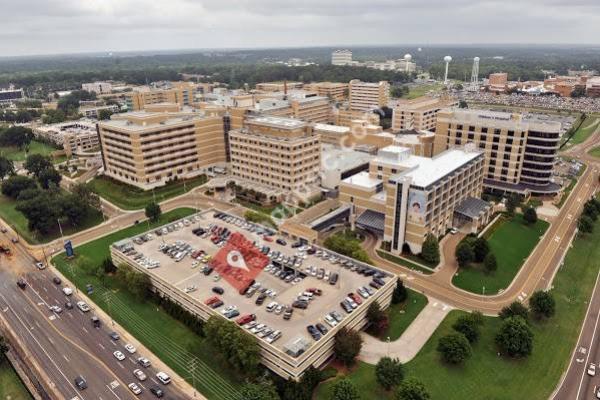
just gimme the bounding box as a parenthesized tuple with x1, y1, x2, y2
(99, 111, 209, 131)
(402, 148, 482, 188)
(341, 171, 382, 189)
(322, 145, 373, 172)
(248, 115, 307, 129)
(113, 210, 392, 354)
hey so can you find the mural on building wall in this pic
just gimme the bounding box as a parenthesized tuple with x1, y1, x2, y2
(407, 189, 426, 225)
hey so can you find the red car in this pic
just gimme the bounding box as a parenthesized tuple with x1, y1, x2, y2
(348, 293, 363, 305)
(263, 236, 274, 242)
(236, 314, 256, 325)
(204, 296, 220, 306)
(307, 288, 323, 296)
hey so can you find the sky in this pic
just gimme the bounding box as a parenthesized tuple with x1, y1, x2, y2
(2, 0, 600, 56)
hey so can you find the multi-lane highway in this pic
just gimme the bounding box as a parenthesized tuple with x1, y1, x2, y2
(0, 232, 191, 400)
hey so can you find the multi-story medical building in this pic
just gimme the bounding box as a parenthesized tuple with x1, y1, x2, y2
(434, 108, 561, 195)
(340, 144, 489, 253)
(391, 96, 458, 132)
(348, 80, 390, 112)
(331, 50, 353, 66)
(126, 82, 197, 111)
(290, 96, 332, 124)
(229, 116, 321, 199)
(97, 108, 227, 189)
(34, 120, 99, 156)
(82, 82, 113, 95)
(303, 82, 348, 102)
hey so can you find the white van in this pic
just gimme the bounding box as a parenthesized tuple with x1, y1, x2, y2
(62, 287, 73, 296)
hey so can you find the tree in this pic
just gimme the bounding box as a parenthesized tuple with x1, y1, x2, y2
(472, 237, 489, 263)
(529, 290, 556, 319)
(458, 100, 468, 109)
(0, 156, 14, 180)
(578, 214, 594, 234)
(0, 335, 8, 364)
(239, 381, 280, 400)
(145, 202, 162, 223)
(499, 301, 529, 321)
(452, 314, 483, 343)
(505, 194, 520, 216)
(71, 183, 101, 209)
(495, 316, 534, 358)
(394, 378, 430, 400)
(375, 357, 404, 390)
(392, 280, 408, 304)
(42, 109, 66, 124)
(367, 302, 389, 335)
(61, 193, 89, 226)
(331, 378, 360, 400)
(98, 109, 114, 120)
(24, 154, 53, 178)
(455, 242, 474, 267)
(437, 333, 472, 365)
(38, 167, 62, 189)
(16, 194, 62, 234)
(204, 316, 261, 373)
(583, 201, 599, 221)
(420, 234, 440, 265)
(572, 86, 586, 98)
(334, 327, 363, 367)
(0, 126, 34, 149)
(523, 207, 538, 224)
(1, 175, 37, 199)
(483, 253, 497, 273)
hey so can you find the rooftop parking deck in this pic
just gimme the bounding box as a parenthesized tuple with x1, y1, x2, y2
(111, 209, 394, 358)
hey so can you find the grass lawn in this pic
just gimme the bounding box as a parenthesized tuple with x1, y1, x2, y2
(379, 289, 428, 341)
(0, 359, 33, 400)
(452, 215, 549, 294)
(376, 250, 434, 275)
(403, 83, 444, 99)
(0, 194, 104, 245)
(316, 212, 600, 400)
(0, 140, 61, 163)
(563, 116, 599, 147)
(51, 208, 241, 400)
(88, 175, 208, 210)
(588, 146, 600, 159)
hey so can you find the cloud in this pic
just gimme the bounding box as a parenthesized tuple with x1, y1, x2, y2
(0, 0, 599, 56)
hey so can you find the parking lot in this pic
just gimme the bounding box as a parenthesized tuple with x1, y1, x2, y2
(112, 210, 392, 354)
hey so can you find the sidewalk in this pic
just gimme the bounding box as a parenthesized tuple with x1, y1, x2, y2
(359, 297, 452, 364)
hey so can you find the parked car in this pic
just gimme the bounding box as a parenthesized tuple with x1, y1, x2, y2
(74, 376, 88, 390)
(128, 382, 142, 395)
(133, 369, 147, 381)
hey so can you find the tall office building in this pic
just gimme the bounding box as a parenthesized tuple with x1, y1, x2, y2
(331, 50, 353, 66)
(391, 96, 458, 132)
(434, 108, 561, 194)
(348, 80, 390, 112)
(303, 82, 349, 102)
(229, 116, 321, 198)
(290, 96, 332, 123)
(97, 109, 226, 189)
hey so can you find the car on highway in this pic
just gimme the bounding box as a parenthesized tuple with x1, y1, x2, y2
(133, 368, 147, 381)
(62, 287, 73, 296)
(74, 376, 87, 390)
(76, 301, 90, 312)
(596, 386, 600, 400)
(125, 344, 137, 354)
(128, 382, 142, 395)
(91, 316, 101, 328)
(156, 371, 171, 385)
(50, 305, 62, 314)
(52, 277, 61, 285)
(137, 357, 151, 368)
(109, 331, 120, 341)
(35, 261, 45, 270)
(588, 362, 597, 376)
(65, 301, 73, 310)
(16, 279, 26, 290)
(113, 351, 126, 361)
(150, 386, 165, 398)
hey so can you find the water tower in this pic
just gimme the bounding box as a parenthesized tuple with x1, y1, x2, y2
(404, 54, 412, 73)
(469, 57, 480, 91)
(443, 56, 452, 84)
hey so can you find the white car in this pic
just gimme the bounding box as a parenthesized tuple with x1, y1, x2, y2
(76, 301, 90, 312)
(35, 262, 46, 270)
(113, 351, 126, 361)
(124, 344, 137, 354)
(50, 305, 62, 314)
(62, 287, 73, 296)
(133, 368, 147, 381)
(588, 362, 596, 376)
(128, 382, 142, 395)
(184, 285, 197, 294)
(156, 371, 171, 385)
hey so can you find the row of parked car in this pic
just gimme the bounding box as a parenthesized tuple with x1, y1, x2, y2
(243, 320, 283, 344)
(213, 212, 276, 237)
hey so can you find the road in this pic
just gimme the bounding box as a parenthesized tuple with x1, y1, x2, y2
(0, 232, 190, 400)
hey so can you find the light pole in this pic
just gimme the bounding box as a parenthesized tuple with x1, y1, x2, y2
(386, 336, 391, 357)
(57, 219, 64, 241)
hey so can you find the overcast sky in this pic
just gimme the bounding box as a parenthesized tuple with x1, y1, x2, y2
(2, 0, 600, 56)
